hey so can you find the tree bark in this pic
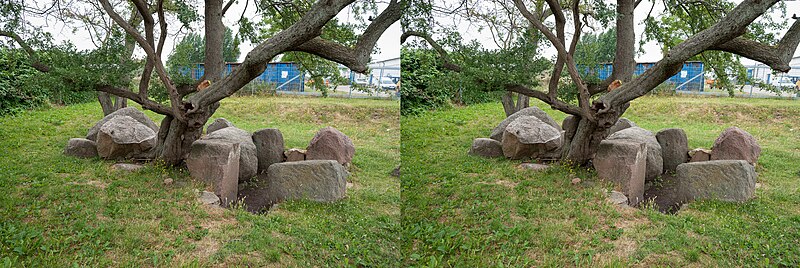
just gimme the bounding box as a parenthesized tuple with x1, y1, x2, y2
(204, 0, 225, 81)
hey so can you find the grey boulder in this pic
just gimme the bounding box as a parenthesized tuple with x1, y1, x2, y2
(306, 126, 356, 165)
(656, 128, 689, 173)
(605, 127, 663, 180)
(96, 115, 156, 160)
(86, 107, 158, 142)
(608, 118, 637, 135)
(710, 127, 761, 166)
(205, 127, 258, 181)
(64, 138, 98, 158)
(501, 116, 562, 160)
(206, 118, 235, 134)
(468, 138, 504, 158)
(675, 160, 757, 203)
(490, 106, 560, 141)
(593, 140, 647, 206)
(264, 160, 348, 203)
(252, 128, 285, 173)
(186, 140, 241, 207)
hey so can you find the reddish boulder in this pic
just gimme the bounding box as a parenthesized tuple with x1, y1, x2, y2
(306, 127, 355, 165)
(710, 127, 760, 165)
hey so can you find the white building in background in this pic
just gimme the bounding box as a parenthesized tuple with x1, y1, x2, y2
(340, 57, 401, 87)
(745, 56, 800, 84)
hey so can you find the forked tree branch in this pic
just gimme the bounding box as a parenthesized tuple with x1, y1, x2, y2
(187, 0, 358, 117)
(293, 0, 403, 73)
(100, 0, 182, 119)
(710, 19, 800, 72)
(598, 0, 782, 111)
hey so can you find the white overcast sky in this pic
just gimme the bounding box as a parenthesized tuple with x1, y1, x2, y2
(37, 1, 400, 63)
(433, 0, 800, 65)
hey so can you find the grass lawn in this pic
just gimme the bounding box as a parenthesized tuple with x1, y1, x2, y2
(401, 96, 800, 267)
(0, 95, 400, 267)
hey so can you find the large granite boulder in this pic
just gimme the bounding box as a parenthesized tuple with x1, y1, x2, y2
(86, 107, 158, 142)
(206, 118, 235, 134)
(675, 160, 757, 203)
(606, 127, 663, 180)
(252, 128, 285, 173)
(710, 127, 761, 165)
(263, 160, 348, 203)
(656, 128, 689, 173)
(204, 127, 258, 181)
(490, 106, 560, 141)
(96, 115, 157, 160)
(608, 118, 637, 135)
(306, 127, 355, 165)
(185, 140, 241, 207)
(593, 140, 647, 206)
(468, 138, 504, 158)
(501, 115, 562, 160)
(64, 138, 98, 158)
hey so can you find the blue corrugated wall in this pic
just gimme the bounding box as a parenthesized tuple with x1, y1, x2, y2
(592, 61, 705, 91)
(186, 62, 305, 92)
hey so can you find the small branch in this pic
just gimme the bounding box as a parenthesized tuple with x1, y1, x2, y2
(505, 84, 582, 116)
(0, 31, 50, 72)
(222, 0, 236, 16)
(400, 31, 462, 72)
(96, 85, 173, 116)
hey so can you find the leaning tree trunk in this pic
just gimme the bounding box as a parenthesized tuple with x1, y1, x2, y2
(148, 0, 227, 166)
(155, 102, 220, 166)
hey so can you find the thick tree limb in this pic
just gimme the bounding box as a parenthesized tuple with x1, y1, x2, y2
(188, 0, 358, 117)
(599, 0, 781, 110)
(401, 30, 462, 72)
(293, 0, 402, 73)
(710, 19, 800, 72)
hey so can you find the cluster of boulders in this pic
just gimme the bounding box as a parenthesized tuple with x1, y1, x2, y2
(64, 107, 159, 160)
(468, 107, 761, 212)
(64, 108, 356, 213)
(596, 123, 760, 211)
(184, 118, 355, 212)
(469, 107, 564, 160)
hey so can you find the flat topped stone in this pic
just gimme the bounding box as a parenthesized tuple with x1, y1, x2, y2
(606, 127, 663, 181)
(675, 160, 757, 203)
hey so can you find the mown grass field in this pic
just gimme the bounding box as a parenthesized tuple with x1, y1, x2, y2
(401, 96, 800, 267)
(0, 96, 400, 267)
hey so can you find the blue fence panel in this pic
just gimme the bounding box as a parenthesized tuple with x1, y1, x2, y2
(188, 62, 305, 92)
(594, 61, 704, 91)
